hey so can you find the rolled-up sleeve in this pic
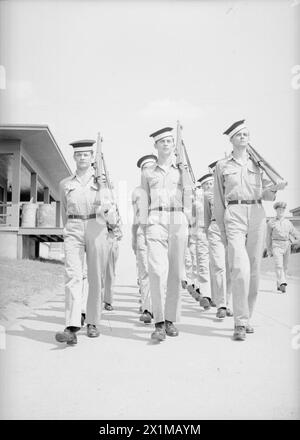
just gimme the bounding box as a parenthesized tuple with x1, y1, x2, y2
(213, 162, 226, 233)
(262, 176, 277, 201)
(204, 192, 212, 230)
(140, 171, 150, 225)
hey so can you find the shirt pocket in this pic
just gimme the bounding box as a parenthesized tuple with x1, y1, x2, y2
(65, 184, 77, 203)
(247, 165, 261, 187)
(149, 177, 161, 189)
(223, 168, 239, 187)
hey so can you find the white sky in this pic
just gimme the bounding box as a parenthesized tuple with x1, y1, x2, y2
(0, 0, 299, 221)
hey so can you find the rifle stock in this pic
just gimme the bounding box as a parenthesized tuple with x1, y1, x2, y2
(94, 132, 103, 186)
(176, 120, 195, 188)
(247, 143, 287, 190)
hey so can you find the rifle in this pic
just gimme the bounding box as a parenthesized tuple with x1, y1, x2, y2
(175, 120, 195, 189)
(102, 152, 114, 200)
(175, 121, 195, 219)
(101, 148, 122, 233)
(247, 143, 287, 190)
(94, 132, 103, 187)
(93, 132, 115, 218)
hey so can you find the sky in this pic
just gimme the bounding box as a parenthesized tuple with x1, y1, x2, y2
(0, 0, 299, 223)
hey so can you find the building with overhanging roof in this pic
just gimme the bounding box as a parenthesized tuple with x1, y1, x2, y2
(0, 124, 72, 259)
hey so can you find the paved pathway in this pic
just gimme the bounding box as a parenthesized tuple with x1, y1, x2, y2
(0, 234, 299, 420)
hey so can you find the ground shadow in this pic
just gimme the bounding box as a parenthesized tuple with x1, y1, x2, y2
(259, 289, 279, 294)
(6, 285, 235, 346)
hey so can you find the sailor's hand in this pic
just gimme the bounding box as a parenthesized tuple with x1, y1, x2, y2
(105, 204, 118, 226)
(268, 181, 288, 191)
(96, 201, 112, 217)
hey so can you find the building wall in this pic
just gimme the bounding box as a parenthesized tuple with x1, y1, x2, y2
(22, 235, 38, 259)
(290, 208, 300, 217)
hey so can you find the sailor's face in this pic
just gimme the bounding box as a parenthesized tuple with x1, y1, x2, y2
(74, 151, 93, 168)
(276, 207, 285, 218)
(155, 136, 175, 155)
(231, 129, 250, 148)
(203, 180, 214, 191)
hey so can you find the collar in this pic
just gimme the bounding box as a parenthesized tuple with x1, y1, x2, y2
(226, 152, 251, 166)
(156, 157, 177, 171)
(74, 166, 95, 180)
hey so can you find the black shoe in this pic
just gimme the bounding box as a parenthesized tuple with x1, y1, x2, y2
(200, 296, 211, 309)
(279, 283, 287, 293)
(187, 284, 195, 295)
(226, 308, 233, 317)
(165, 320, 179, 337)
(55, 327, 78, 345)
(233, 325, 246, 341)
(245, 324, 254, 334)
(81, 313, 86, 327)
(139, 310, 153, 324)
(104, 303, 114, 311)
(151, 322, 166, 341)
(181, 280, 188, 289)
(87, 324, 100, 338)
(216, 307, 226, 319)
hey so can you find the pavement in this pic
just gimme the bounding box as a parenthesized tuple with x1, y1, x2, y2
(0, 230, 300, 420)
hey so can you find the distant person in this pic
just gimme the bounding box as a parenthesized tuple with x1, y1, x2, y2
(55, 139, 117, 345)
(266, 201, 300, 293)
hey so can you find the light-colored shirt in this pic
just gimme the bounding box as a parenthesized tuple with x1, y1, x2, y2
(140, 160, 192, 225)
(59, 166, 113, 226)
(214, 153, 276, 232)
(266, 217, 299, 249)
(141, 161, 184, 210)
(131, 185, 149, 226)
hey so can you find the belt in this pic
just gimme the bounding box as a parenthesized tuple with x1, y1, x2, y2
(150, 207, 183, 212)
(67, 214, 96, 220)
(227, 200, 262, 205)
(273, 238, 289, 242)
(211, 218, 216, 222)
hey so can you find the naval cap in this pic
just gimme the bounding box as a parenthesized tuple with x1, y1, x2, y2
(208, 160, 218, 172)
(223, 120, 248, 139)
(137, 154, 157, 169)
(149, 127, 174, 143)
(70, 139, 96, 153)
(197, 173, 214, 186)
(273, 201, 287, 210)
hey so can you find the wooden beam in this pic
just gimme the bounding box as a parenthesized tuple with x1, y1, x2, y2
(21, 150, 59, 200)
(11, 143, 21, 227)
(55, 201, 61, 227)
(43, 187, 50, 203)
(39, 236, 48, 242)
(30, 172, 38, 203)
(17, 234, 23, 259)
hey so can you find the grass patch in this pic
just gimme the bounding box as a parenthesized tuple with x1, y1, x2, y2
(0, 257, 64, 314)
